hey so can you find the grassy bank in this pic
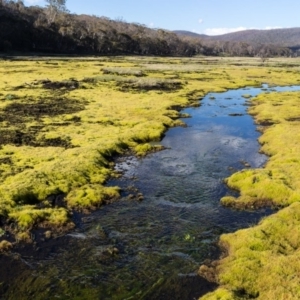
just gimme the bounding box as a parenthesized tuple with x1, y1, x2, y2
(1, 56, 300, 250)
(200, 72, 300, 298)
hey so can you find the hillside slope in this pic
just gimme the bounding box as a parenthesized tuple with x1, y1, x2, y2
(174, 28, 300, 48)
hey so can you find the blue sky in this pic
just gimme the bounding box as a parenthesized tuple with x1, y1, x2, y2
(24, 0, 300, 35)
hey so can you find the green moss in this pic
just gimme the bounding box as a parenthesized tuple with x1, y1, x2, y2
(222, 91, 300, 209)
(8, 206, 69, 230)
(201, 288, 236, 300)
(204, 88, 300, 298)
(65, 185, 120, 209)
(134, 143, 153, 156)
(1, 56, 300, 243)
(204, 203, 300, 299)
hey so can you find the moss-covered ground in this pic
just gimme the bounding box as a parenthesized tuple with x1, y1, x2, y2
(1, 56, 300, 269)
(200, 62, 300, 299)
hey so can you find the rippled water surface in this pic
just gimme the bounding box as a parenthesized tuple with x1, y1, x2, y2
(4, 85, 300, 300)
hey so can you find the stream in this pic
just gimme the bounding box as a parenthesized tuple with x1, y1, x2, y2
(2, 84, 300, 300)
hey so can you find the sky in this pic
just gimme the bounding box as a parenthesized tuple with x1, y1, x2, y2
(24, 0, 300, 36)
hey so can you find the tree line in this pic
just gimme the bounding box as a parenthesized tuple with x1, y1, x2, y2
(0, 1, 293, 57)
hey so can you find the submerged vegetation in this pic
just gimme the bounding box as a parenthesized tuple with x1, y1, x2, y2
(1, 56, 300, 298)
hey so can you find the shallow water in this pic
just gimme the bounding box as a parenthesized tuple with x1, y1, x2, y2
(3, 85, 300, 300)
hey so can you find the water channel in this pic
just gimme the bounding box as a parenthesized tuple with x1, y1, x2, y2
(2, 84, 300, 300)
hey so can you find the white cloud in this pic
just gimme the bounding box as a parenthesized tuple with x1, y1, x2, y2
(149, 22, 155, 28)
(265, 26, 282, 30)
(204, 26, 283, 36)
(198, 19, 203, 24)
(204, 27, 248, 36)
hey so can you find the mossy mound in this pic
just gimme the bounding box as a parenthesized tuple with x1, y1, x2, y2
(201, 203, 300, 299)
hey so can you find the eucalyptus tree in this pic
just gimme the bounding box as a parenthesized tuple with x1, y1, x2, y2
(45, 0, 68, 24)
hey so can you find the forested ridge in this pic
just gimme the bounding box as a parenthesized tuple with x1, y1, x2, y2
(0, 1, 294, 57)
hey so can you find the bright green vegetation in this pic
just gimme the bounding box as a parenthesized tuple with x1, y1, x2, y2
(1, 56, 300, 250)
(200, 71, 300, 298)
(201, 288, 235, 300)
(221, 91, 300, 209)
(201, 203, 300, 299)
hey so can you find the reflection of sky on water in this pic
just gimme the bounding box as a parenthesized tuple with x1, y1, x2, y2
(127, 88, 265, 205)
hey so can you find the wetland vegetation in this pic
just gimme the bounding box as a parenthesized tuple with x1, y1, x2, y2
(1, 56, 300, 298)
(201, 86, 300, 299)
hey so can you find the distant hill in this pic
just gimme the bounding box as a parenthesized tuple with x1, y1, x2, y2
(174, 28, 300, 48)
(173, 30, 208, 39)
